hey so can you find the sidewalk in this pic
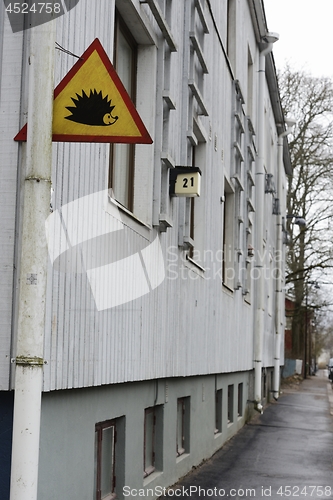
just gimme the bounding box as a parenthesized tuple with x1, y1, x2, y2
(281, 369, 333, 413)
(305, 369, 333, 416)
(159, 371, 333, 499)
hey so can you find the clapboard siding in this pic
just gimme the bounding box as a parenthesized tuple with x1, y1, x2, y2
(0, 0, 286, 391)
(42, 0, 266, 391)
(0, 12, 24, 389)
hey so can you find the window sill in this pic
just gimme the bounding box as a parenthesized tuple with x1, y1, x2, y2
(176, 452, 190, 464)
(222, 283, 234, 296)
(101, 493, 117, 500)
(143, 465, 155, 479)
(143, 470, 162, 486)
(214, 431, 222, 439)
(184, 256, 205, 277)
(106, 196, 152, 239)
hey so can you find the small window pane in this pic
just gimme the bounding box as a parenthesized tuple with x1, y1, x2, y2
(238, 383, 243, 417)
(117, 29, 134, 94)
(109, 12, 137, 212)
(101, 426, 115, 498)
(215, 389, 222, 434)
(94, 430, 98, 497)
(228, 385, 234, 423)
(144, 410, 154, 471)
(177, 399, 184, 455)
(112, 144, 131, 208)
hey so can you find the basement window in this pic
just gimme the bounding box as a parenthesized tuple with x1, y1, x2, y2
(143, 405, 163, 479)
(215, 389, 223, 434)
(228, 385, 234, 424)
(144, 407, 156, 477)
(94, 420, 117, 500)
(238, 383, 243, 417)
(177, 397, 190, 457)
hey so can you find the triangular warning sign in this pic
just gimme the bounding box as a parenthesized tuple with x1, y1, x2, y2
(14, 39, 153, 144)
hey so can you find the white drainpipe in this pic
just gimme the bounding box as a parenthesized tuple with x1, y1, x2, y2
(273, 134, 284, 400)
(254, 35, 278, 411)
(273, 122, 295, 399)
(10, 21, 55, 500)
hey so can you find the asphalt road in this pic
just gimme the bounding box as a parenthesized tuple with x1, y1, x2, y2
(160, 371, 333, 500)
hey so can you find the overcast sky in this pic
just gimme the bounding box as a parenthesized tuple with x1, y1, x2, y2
(264, 0, 333, 79)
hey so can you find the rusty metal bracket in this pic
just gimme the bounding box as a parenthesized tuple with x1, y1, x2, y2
(11, 357, 47, 366)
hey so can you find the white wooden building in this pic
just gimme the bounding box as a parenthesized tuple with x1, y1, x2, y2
(0, 0, 291, 499)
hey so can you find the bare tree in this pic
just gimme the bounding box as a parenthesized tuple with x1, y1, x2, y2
(278, 65, 333, 359)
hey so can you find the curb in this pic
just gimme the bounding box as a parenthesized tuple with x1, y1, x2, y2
(326, 382, 333, 416)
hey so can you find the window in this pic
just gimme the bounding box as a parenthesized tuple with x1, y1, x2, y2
(190, 147, 196, 247)
(177, 397, 190, 457)
(226, 0, 236, 66)
(227, 385, 234, 424)
(215, 389, 223, 434)
(262, 370, 267, 400)
(267, 253, 274, 316)
(143, 405, 163, 478)
(109, 11, 137, 211)
(144, 408, 156, 478)
(238, 383, 243, 417)
(186, 144, 205, 265)
(177, 398, 185, 456)
(190, 197, 195, 243)
(94, 420, 117, 500)
(247, 47, 254, 118)
(222, 180, 235, 289)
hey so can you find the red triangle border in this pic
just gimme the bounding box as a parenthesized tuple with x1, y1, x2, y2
(14, 38, 153, 144)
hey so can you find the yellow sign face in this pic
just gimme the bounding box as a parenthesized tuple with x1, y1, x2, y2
(15, 39, 152, 144)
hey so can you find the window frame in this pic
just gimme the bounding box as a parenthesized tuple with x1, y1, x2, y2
(143, 407, 156, 478)
(176, 398, 186, 457)
(176, 397, 190, 458)
(215, 388, 223, 434)
(226, 0, 236, 66)
(188, 146, 196, 258)
(227, 384, 234, 424)
(238, 383, 243, 417)
(95, 419, 117, 500)
(109, 10, 138, 213)
(222, 180, 235, 290)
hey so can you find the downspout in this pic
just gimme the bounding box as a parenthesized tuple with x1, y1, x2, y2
(254, 34, 278, 412)
(10, 20, 55, 500)
(273, 134, 285, 399)
(273, 124, 294, 399)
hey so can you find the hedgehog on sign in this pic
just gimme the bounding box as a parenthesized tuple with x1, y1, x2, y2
(65, 89, 119, 126)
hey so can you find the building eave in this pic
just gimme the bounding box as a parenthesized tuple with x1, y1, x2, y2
(248, 0, 293, 176)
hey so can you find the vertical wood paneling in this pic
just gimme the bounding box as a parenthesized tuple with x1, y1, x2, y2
(0, 14, 24, 389)
(0, 0, 280, 391)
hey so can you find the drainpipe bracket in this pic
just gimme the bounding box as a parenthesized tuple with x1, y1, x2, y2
(11, 357, 47, 366)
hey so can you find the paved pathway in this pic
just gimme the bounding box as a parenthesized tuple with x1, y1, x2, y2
(160, 372, 333, 500)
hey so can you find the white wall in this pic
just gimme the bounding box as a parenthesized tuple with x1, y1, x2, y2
(0, 0, 286, 390)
